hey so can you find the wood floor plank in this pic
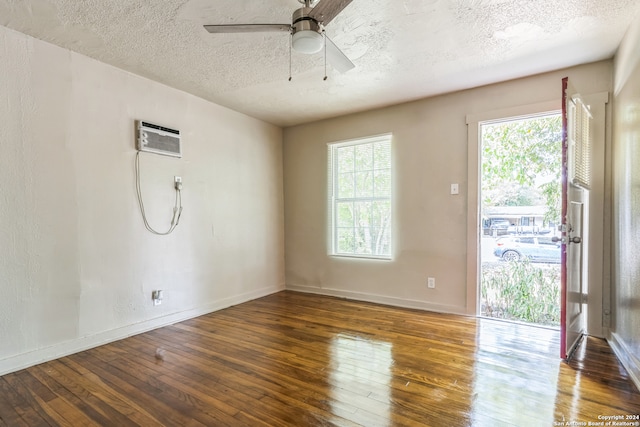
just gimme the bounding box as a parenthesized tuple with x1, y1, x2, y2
(1, 373, 63, 426)
(112, 333, 355, 426)
(1, 291, 639, 426)
(30, 361, 141, 427)
(0, 378, 33, 427)
(104, 354, 244, 426)
(141, 329, 362, 425)
(72, 350, 213, 427)
(110, 339, 241, 417)
(172, 310, 477, 417)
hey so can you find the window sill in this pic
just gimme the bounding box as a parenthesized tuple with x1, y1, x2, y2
(330, 254, 393, 261)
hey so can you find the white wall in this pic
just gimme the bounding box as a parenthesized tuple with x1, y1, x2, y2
(0, 25, 285, 375)
(283, 61, 612, 320)
(610, 13, 640, 390)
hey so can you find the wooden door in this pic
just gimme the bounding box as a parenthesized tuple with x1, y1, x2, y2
(560, 77, 590, 359)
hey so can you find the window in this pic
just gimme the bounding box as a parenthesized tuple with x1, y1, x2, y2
(568, 97, 592, 189)
(328, 134, 392, 258)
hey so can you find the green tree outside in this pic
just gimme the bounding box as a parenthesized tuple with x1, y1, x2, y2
(482, 115, 562, 225)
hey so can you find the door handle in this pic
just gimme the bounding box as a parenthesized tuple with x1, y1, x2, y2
(569, 236, 581, 244)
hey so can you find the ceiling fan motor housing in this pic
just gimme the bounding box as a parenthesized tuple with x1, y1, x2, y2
(291, 7, 324, 54)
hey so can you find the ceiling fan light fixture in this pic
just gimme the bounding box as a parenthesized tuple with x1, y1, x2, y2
(292, 29, 324, 54)
(204, 0, 355, 72)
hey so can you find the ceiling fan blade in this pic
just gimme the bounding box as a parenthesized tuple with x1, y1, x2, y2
(309, 0, 353, 25)
(325, 36, 355, 73)
(204, 24, 291, 33)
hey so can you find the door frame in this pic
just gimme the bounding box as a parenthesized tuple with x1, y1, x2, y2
(466, 100, 560, 316)
(466, 95, 609, 339)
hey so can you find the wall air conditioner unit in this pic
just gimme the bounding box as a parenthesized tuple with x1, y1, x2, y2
(137, 120, 181, 158)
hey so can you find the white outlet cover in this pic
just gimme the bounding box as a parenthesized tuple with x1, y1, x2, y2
(450, 183, 459, 195)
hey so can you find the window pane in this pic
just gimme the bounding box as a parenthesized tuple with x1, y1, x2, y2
(374, 142, 391, 169)
(337, 146, 354, 172)
(374, 170, 391, 197)
(354, 201, 372, 227)
(336, 202, 354, 228)
(378, 227, 391, 254)
(355, 144, 373, 170)
(337, 228, 355, 253)
(355, 171, 373, 198)
(354, 226, 372, 255)
(368, 227, 388, 254)
(371, 200, 391, 228)
(338, 172, 354, 198)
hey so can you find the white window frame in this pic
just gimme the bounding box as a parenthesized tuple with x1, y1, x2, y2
(327, 134, 393, 260)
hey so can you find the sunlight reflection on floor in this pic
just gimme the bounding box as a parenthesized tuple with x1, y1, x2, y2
(471, 320, 560, 426)
(330, 333, 393, 426)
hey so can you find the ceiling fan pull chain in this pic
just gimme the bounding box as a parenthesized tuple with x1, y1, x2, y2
(289, 32, 293, 81)
(323, 31, 328, 81)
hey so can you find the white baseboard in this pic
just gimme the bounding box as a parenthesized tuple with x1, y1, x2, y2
(0, 284, 284, 377)
(608, 332, 640, 392)
(286, 284, 468, 316)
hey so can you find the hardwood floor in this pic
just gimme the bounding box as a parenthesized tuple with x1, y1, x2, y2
(1, 291, 639, 426)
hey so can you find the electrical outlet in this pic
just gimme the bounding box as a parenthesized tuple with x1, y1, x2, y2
(152, 290, 164, 305)
(427, 277, 436, 289)
(450, 183, 459, 195)
(174, 176, 183, 191)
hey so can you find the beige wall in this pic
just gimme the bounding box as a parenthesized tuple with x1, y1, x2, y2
(284, 61, 612, 317)
(611, 15, 640, 388)
(0, 25, 285, 375)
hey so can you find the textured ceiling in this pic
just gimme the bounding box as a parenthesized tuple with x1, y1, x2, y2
(1, 0, 639, 127)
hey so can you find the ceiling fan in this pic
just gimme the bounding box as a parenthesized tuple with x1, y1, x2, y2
(204, 0, 355, 77)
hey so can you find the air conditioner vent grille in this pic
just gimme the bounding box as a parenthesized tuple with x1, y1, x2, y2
(140, 121, 180, 135)
(137, 120, 181, 158)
